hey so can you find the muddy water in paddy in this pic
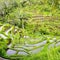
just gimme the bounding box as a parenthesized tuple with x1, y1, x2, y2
(7, 40, 60, 56)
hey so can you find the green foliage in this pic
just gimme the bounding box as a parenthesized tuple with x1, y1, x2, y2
(0, 38, 7, 57)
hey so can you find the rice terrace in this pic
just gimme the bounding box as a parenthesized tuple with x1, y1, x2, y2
(0, 0, 60, 60)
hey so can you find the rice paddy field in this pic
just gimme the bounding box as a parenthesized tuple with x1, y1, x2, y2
(0, 0, 60, 60)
